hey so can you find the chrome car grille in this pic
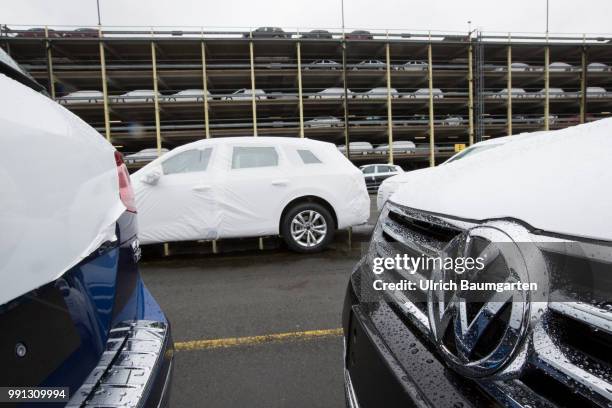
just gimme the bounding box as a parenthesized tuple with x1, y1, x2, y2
(370, 201, 612, 408)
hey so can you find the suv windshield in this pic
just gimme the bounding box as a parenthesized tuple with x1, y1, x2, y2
(444, 143, 502, 164)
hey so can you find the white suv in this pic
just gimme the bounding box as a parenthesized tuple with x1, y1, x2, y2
(131, 137, 370, 252)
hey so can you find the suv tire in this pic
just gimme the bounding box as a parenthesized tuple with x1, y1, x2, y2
(281, 202, 334, 253)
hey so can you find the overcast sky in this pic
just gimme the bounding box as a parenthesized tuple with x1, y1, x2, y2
(2, 0, 611, 35)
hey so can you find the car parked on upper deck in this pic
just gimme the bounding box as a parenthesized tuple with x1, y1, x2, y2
(16, 27, 62, 38)
(345, 30, 373, 40)
(116, 89, 161, 103)
(401, 60, 428, 71)
(549, 61, 573, 71)
(306, 116, 343, 127)
(412, 88, 444, 99)
(62, 27, 99, 38)
(493, 88, 528, 98)
(587, 62, 608, 71)
(374, 141, 416, 155)
(534, 87, 568, 98)
(244, 27, 290, 38)
(338, 142, 374, 155)
(355, 87, 399, 99)
(586, 86, 608, 97)
(305, 59, 341, 69)
(301, 30, 333, 39)
(166, 89, 212, 102)
(352, 60, 386, 70)
(58, 90, 103, 104)
(309, 87, 353, 99)
(222, 88, 267, 100)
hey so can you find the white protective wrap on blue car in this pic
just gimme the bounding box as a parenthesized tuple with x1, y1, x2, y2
(0, 74, 125, 306)
(390, 118, 612, 242)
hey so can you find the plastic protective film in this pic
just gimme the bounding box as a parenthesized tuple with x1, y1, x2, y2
(390, 119, 612, 242)
(0, 74, 124, 306)
(131, 138, 370, 245)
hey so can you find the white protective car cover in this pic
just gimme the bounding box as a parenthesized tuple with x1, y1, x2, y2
(390, 119, 612, 241)
(0, 74, 124, 306)
(131, 137, 369, 244)
(131, 142, 223, 244)
(376, 132, 549, 210)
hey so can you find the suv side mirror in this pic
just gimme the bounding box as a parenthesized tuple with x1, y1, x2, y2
(142, 166, 162, 185)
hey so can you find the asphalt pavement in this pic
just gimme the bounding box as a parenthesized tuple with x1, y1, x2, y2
(140, 196, 379, 407)
(142, 247, 361, 407)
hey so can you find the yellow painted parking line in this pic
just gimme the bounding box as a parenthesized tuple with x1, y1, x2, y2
(175, 328, 343, 351)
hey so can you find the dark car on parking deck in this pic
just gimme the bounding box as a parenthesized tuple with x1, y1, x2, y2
(301, 29, 333, 39)
(0, 48, 173, 407)
(62, 28, 100, 38)
(244, 27, 290, 38)
(345, 30, 373, 40)
(16, 27, 62, 38)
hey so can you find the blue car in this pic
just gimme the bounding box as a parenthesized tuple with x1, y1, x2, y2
(0, 48, 173, 406)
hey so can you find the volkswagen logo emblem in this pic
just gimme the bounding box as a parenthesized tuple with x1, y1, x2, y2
(427, 225, 531, 378)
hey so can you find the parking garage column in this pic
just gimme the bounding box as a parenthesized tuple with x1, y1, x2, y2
(427, 40, 435, 167)
(385, 41, 394, 164)
(341, 37, 350, 158)
(151, 38, 163, 153)
(202, 37, 218, 256)
(580, 42, 587, 124)
(297, 41, 305, 138)
(98, 26, 111, 142)
(544, 43, 550, 131)
(249, 32, 258, 137)
(468, 42, 475, 145)
(506, 36, 512, 136)
(201, 40, 211, 139)
(44, 26, 56, 100)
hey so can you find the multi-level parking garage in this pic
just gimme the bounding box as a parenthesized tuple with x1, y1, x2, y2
(2, 26, 612, 169)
